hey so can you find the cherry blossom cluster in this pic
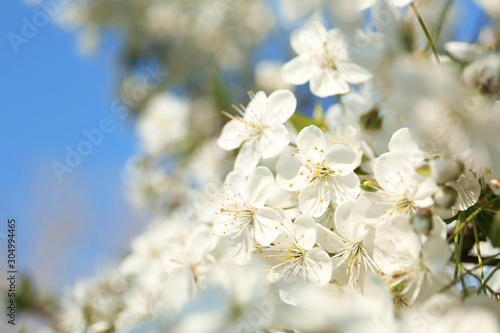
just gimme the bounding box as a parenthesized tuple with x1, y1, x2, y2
(53, 0, 500, 332)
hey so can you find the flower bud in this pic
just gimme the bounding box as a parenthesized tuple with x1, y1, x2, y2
(433, 185, 458, 208)
(430, 159, 463, 184)
(492, 293, 500, 301)
(360, 178, 379, 192)
(411, 208, 433, 235)
(360, 107, 382, 131)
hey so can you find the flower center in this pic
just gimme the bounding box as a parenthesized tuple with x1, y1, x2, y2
(320, 41, 337, 70)
(393, 195, 417, 215)
(312, 162, 333, 181)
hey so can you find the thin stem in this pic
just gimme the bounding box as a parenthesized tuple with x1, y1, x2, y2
(460, 265, 495, 294)
(410, 2, 440, 65)
(479, 264, 500, 293)
(446, 196, 500, 241)
(433, 0, 453, 47)
(471, 217, 485, 291)
(453, 213, 462, 281)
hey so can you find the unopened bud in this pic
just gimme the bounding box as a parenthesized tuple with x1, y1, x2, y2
(430, 159, 463, 184)
(492, 293, 500, 301)
(360, 107, 382, 131)
(360, 178, 379, 192)
(411, 208, 433, 235)
(433, 186, 458, 208)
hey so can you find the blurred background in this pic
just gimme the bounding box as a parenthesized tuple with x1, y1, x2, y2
(0, 0, 494, 331)
(1, 0, 147, 295)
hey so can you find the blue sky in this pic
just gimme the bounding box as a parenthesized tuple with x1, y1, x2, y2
(0, 0, 146, 293)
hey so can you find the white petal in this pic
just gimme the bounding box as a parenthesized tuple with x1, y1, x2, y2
(290, 21, 327, 55)
(387, 127, 425, 157)
(244, 91, 267, 121)
(259, 125, 290, 159)
(374, 215, 421, 274)
(264, 89, 297, 125)
(325, 143, 357, 172)
(355, 192, 392, 221)
(246, 166, 274, 207)
(297, 125, 327, 162)
(217, 119, 247, 150)
(391, 0, 413, 7)
(337, 62, 372, 84)
(187, 226, 214, 263)
(373, 152, 415, 194)
(431, 215, 447, 239)
(422, 235, 450, 274)
(234, 140, 261, 176)
(293, 214, 317, 249)
(305, 248, 333, 286)
(334, 201, 365, 242)
(279, 277, 304, 305)
(450, 170, 480, 211)
(299, 180, 330, 217)
(282, 56, 316, 85)
(329, 173, 360, 205)
(310, 68, 350, 97)
(254, 207, 282, 245)
(224, 169, 247, 199)
(226, 229, 253, 265)
(276, 153, 310, 191)
(316, 224, 344, 252)
(444, 42, 486, 62)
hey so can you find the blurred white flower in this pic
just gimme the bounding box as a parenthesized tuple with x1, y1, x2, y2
(264, 212, 332, 304)
(213, 167, 282, 264)
(255, 60, 292, 92)
(317, 201, 380, 289)
(374, 215, 450, 305)
(137, 93, 190, 155)
(356, 152, 437, 222)
(217, 90, 297, 175)
(282, 21, 372, 97)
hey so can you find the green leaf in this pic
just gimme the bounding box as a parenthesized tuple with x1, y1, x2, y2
(289, 103, 326, 133)
(312, 101, 325, 124)
(489, 212, 500, 247)
(290, 113, 314, 132)
(416, 165, 432, 177)
(476, 210, 494, 235)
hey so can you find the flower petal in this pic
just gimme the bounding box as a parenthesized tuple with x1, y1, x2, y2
(329, 172, 360, 205)
(305, 248, 333, 286)
(259, 125, 290, 159)
(337, 61, 372, 84)
(234, 139, 261, 176)
(276, 153, 310, 191)
(224, 169, 247, 199)
(264, 89, 297, 125)
(282, 56, 316, 85)
(244, 91, 268, 121)
(316, 224, 345, 252)
(299, 180, 330, 217)
(255, 207, 282, 245)
(310, 68, 350, 97)
(293, 214, 317, 249)
(297, 125, 327, 162)
(226, 229, 253, 265)
(290, 21, 327, 55)
(333, 201, 367, 242)
(325, 143, 357, 172)
(246, 166, 274, 207)
(217, 119, 248, 151)
(422, 235, 450, 274)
